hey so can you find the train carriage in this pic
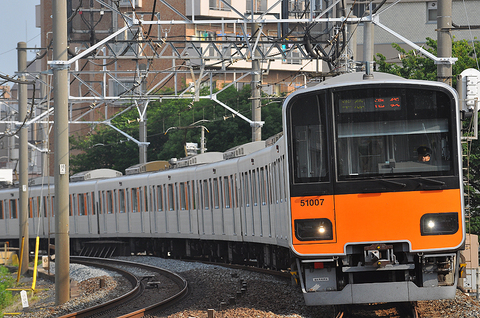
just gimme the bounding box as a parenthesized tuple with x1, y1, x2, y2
(0, 71, 465, 307)
(284, 72, 464, 304)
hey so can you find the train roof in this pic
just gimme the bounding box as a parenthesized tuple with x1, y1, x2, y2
(70, 168, 123, 182)
(320, 71, 405, 86)
(125, 160, 170, 175)
(223, 141, 265, 160)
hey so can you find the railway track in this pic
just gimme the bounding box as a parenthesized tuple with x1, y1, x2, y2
(59, 256, 188, 318)
(334, 301, 419, 318)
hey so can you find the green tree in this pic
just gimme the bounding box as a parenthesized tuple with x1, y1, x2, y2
(70, 84, 283, 174)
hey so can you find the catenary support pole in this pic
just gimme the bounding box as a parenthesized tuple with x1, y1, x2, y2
(251, 23, 262, 142)
(437, 0, 453, 85)
(17, 42, 29, 276)
(52, 0, 70, 305)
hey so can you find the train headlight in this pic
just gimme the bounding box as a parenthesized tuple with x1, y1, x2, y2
(420, 213, 458, 236)
(295, 218, 333, 241)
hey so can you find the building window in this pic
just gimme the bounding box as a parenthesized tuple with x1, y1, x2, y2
(427, 2, 437, 23)
(209, 0, 231, 11)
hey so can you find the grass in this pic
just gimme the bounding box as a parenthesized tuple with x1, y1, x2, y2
(0, 266, 15, 317)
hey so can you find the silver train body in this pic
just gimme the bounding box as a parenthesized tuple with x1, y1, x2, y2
(0, 72, 465, 306)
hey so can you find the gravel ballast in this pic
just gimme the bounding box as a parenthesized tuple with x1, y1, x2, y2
(4, 256, 480, 317)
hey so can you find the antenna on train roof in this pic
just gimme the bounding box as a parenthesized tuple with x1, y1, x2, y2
(363, 61, 374, 80)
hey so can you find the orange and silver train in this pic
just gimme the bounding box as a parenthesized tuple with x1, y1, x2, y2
(0, 71, 464, 305)
(285, 71, 464, 305)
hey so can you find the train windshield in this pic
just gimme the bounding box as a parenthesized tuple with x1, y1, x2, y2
(288, 93, 329, 184)
(334, 87, 454, 180)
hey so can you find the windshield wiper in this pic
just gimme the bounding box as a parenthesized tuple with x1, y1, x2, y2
(362, 176, 406, 189)
(416, 177, 446, 189)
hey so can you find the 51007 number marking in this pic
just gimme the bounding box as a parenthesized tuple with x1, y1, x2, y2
(300, 199, 324, 207)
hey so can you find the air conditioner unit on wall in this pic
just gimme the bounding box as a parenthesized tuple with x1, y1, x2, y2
(118, 0, 142, 7)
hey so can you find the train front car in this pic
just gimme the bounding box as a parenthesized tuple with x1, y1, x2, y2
(284, 72, 464, 305)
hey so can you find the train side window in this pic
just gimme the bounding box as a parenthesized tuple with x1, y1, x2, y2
(106, 190, 113, 214)
(51, 196, 55, 217)
(28, 199, 32, 218)
(168, 183, 175, 211)
(10, 199, 17, 219)
(203, 180, 210, 210)
(79, 193, 85, 216)
(243, 172, 250, 207)
(213, 178, 220, 209)
(150, 186, 156, 212)
(114, 190, 119, 214)
(144, 186, 148, 212)
(131, 188, 138, 213)
(0, 200, 3, 219)
(119, 189, 125, 213)
(186, 181, 191, 210)
(180, 182, 186, 210)
(91, 192, 96, 215)
(69, 195, 73, 216)
(233, 174, 238, 208)
(87, 193, 92, 215)
(156, 185, 163, 212)
(98, 191, 104, 214)
(251, 170, 258, 206)
(139, 187, 144, 213)
(190, 181, 195, 210)
(43, 196, 48, 217)
(126, 189, 131, 213)
(224, 176, 231, 208)
(260, 167, 267, 205)
(73, 194, 78, 216)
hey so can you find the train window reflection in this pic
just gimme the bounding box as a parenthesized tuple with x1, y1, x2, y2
(335, 88, 453, 180)
(288, 93, 328, 184)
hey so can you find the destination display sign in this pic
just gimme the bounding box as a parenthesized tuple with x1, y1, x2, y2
(339, 96, 401, 113)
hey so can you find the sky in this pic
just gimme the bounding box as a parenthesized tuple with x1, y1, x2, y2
(0, 0, 41, 84)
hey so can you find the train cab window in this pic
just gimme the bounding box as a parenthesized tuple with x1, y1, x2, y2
(335, 87, 454, 180)
(0, 200, 3, 219)
(287, 93, 328, 184)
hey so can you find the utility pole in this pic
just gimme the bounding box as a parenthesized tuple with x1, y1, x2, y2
(251, 22, 262, 142)
(437, 0, 453, 85)
(139, 102, 147, 164)
(17, 42, 29, 275)
(52, 0, 70, 305)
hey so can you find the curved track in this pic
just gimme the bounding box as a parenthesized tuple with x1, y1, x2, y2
(59, 256, 188, 318)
